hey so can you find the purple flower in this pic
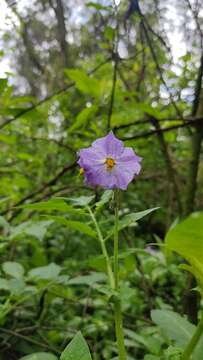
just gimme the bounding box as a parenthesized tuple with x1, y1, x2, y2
(78, 131, 142, 190)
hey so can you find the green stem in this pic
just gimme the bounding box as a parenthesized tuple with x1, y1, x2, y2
(114, 190, 127, 360)
(87, 206, 114, 289)
(182, 313, 203, 359)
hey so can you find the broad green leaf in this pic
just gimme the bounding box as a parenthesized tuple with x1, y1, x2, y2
(10, 220, 53, 241)
(69, 105, 98, 133)
(144, 356, 160, 360)
(165, 212, 203, 288)
(60, 331, 92, 360)
(152, 310, 203, 358)
(165, 212, 203, 263)
(151, 309, 194, 347)
(0, 278, 10, 290)
(68, 272, 106, 286)
(47, 216, 96, 237)
(106, 208, 159, 240)
(2, 261, 24, 279)
(20, 353, 57, 360)
(28, 263, 62, 280)
(8, 278, 25, 295)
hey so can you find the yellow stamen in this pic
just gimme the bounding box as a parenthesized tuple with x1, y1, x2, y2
(106, 157, 115, 170)
(79, 167, 85, 175)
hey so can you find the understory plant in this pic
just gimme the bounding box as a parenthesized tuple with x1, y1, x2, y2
(4, 132, 203, 360)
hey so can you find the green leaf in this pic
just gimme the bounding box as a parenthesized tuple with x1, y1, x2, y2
(104, 26, 115, 41)
(68, 272, 106, 286)
(60, 331, 92, 360)
(165, 212, 203, 288)
(86, 2, 110, 11)
(10, 220, 53, 241)
(20, 353, 58, 360)
(46, 216, 96, 238)
(165, 212, 203, 263)
(0, 278, 10, 290)
(2, 261, 24, 279)
(106, 207, 159, 240)
(151, 309, 194, 347)
(28, 263, 62, 280)
(8, 278, 25, 295)
(68, 195, 95, 207)
(0, 78, 8, 93)
(69, 105, 98, 133)
(65, 69, 100, 97)
(19, 199, 79, 213)
(151, 310, 203, 359)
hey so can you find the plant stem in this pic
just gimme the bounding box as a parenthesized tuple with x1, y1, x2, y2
(182, 313, 203, 359)
(87, 206, 114, 289)
(114, 189, 127, 360)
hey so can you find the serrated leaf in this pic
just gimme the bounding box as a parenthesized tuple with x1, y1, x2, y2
(60, 331, 92, 360)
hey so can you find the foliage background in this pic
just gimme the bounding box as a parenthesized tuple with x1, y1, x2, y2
(0, 0, 203, 359)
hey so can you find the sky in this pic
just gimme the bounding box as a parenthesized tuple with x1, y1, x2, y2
(0, 0, 190, 78)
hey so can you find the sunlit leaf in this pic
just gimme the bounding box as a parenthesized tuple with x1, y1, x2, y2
(60, 331, 92, 360)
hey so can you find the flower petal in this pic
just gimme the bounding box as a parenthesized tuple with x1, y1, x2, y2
(117, 147, 142, 175)
(78, 147, 104, 168)
(92, 131, 124, 159)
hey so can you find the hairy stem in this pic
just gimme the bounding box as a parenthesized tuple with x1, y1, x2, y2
(113, 190, 127, 360)
(87, 206, 114, 288)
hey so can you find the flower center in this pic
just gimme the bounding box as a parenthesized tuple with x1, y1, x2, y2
(105, 157, 115, 170)
(79, 167, 85, 175)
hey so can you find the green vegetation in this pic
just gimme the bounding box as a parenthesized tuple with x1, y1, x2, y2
(0, 0, 203, 359)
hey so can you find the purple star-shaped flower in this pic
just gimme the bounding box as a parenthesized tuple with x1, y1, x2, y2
(78, 131, 142, 190)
